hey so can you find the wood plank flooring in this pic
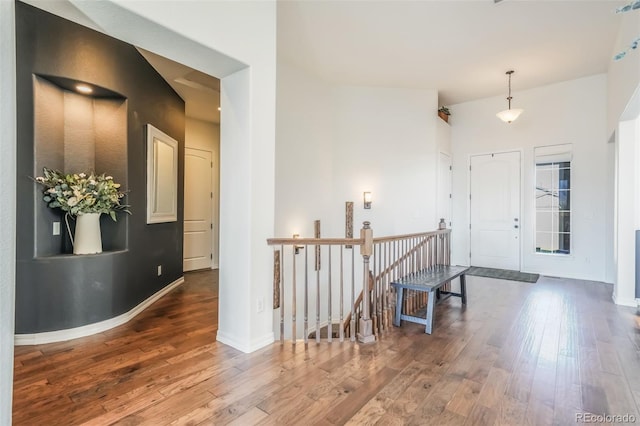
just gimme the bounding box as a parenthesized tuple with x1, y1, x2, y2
(13, 271, 640, 425)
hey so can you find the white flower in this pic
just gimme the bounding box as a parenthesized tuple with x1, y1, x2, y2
(78, 173, 86, 178)
(106, 176, 113, 180)
(67, 197, 78, 207)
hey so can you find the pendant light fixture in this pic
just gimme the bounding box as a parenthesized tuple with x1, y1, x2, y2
(496, 70, 523, 123)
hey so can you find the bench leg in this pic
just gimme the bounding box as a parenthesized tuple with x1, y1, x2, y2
(460, 274, 467, 305)
(425, 290, 436, 334)
(393, 287, 403, 327)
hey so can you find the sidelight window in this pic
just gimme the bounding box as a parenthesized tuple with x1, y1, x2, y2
(535, 144, 572, 255)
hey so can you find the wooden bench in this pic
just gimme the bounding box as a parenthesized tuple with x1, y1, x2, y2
(391, 265, 469, 334)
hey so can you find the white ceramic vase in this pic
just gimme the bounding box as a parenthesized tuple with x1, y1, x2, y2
(74, 213, 102, 255)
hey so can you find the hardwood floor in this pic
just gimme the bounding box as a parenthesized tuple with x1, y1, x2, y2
(12, 272, 640, 425)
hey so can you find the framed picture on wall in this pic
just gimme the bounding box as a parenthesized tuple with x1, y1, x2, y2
(146, 124, 178, 224)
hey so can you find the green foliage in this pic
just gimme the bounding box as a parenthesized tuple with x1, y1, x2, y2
(438, 106, 451, 115)
(34, 168, 130, 221)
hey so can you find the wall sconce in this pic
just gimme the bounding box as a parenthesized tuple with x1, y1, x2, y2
(293, 234, 304, 255)
(363, 192, 372, 209)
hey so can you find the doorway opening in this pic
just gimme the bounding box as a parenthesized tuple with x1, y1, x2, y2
(138, 49, 221, 272)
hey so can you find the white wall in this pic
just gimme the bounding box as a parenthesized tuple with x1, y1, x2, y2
(0, 0, 16, 422)
(275, 62, 334, 239)
(614, 118, 640, 306)
(329, 85, 440, 237)
(185, 117, 220, 267)
(608, 12, 640, 304)
(605, 139, 616, 284)
(608, 10, 640, 136)
(276, 63, 441, 240)
(275, 62, 442, 337)
(451, 74, 608, 281)
(17, 0, 278, 354)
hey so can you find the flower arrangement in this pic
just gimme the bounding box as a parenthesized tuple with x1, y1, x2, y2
(34, 167, 130, 221)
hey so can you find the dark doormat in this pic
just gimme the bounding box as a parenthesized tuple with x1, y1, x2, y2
(467, 267, 539, 283)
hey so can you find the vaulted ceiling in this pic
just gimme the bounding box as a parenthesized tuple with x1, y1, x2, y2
(277, 0, 626, 106)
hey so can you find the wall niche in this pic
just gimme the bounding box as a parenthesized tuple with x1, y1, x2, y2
(33, 75, 128, 257)
(16, 2, 184, 336)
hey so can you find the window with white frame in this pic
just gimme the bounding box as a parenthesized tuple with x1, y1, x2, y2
(535, 144, 572, 255)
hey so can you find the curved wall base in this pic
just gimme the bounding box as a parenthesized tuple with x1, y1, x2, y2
(15, 276, 184, 346)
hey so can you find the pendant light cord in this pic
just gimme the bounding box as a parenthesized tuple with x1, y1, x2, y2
(506, 70, 514, 110)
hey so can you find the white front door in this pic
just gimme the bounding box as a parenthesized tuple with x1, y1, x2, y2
(184, 148, 213, 271)
(438, 152, 452, 228)
(470, 151, 520, 270)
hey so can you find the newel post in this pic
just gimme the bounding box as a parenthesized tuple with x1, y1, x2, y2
(358, 221, 376, 344)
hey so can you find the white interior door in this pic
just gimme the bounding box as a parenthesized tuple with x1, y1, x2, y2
(438, 152, 452, 228)
(470, 151, 521, 270)
(184, 148, 213, 271)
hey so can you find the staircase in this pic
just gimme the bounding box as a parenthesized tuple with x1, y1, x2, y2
(267, 222, 451, 344)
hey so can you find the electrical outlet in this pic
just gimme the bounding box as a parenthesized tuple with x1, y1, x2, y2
(52, 222, 60, 236)
(157, 265, 162, 276)
(257, 297, 264, 313)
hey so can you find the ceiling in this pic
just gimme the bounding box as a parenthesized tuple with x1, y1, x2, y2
(137, 48, 220, 124)
(277, 0, 627, 106)
(136, 0, 626, 117)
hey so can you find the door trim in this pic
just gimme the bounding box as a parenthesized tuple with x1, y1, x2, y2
(467, 149, 524, 270)
(437, 151, 452, 228)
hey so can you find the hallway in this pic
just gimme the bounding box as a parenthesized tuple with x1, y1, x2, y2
(12, 273, 640, 425)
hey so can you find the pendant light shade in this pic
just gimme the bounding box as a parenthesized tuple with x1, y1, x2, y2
(496, 70, 523, 123)
(496, 108, 523, 123)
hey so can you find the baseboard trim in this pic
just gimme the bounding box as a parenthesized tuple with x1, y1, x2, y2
(216, 330, 274, 353)
(15, 277, 185, 346)
(612, 293, 638, 308)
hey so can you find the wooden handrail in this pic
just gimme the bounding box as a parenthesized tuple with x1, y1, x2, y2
(373, 229, 449, 244)
(267, 237, 364, 246)
(267, 229, 448, 246)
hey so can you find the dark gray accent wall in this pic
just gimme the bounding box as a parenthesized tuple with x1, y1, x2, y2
(15, 2, 185, 333)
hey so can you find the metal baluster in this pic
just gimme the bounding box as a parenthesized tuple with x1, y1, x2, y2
(412, 237, 416, 273)
(292, 244, 297, 344)
(377, 243, 382, 333)
(385, 241, 390, 329)
(431, 235, 435, 268)
(372, 244, 377, 336)
(340, 245, 344, 342)
(316, 246, 321, 343)
(401, 240, 405, 277)
(328, 245, 332, 342)
(304, 245, 308, 344)
(350, 248, 356, 342)
(422, 236, 427, 269)
(280, 245, 284, 343)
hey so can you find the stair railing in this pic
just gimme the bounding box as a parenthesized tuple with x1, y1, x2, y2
(267, 222, 373, 344)
(267, 223, 450, 344)
(345, 229, 451, 338)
